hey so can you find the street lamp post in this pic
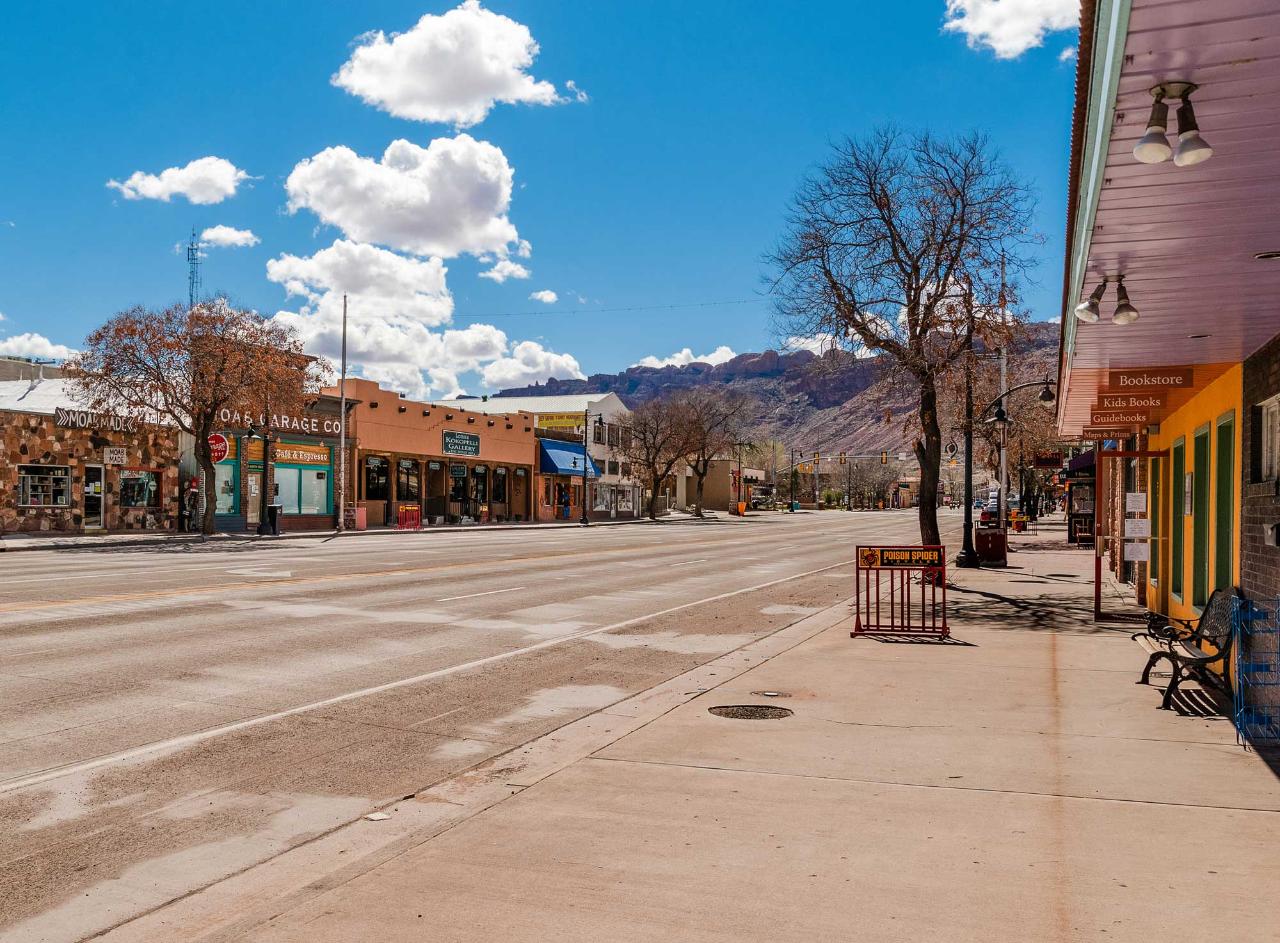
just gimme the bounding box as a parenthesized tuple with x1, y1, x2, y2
(789, 449, 797, 512)
(579, 409, 604, 526)
(956, 348, 979, 567)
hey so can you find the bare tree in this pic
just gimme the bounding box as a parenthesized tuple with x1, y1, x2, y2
(67, 300, 329, 535)
(618, 397, 695, 521)
(683, 389, 749, 517)
(769, 128, 1034, 546)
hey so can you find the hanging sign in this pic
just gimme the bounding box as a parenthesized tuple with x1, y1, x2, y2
(1096, 392, 1166, 411)
(1083, 427, 1138, 439)
(1104, 367, 1193, 390)
(274, 442, 331, 465)
(1034, 451, 1064, 469)
(103, 447, 127, 465)
(208, 433, 230, 464)
(1090, 410, 1150, 426)
(443, 430, 481, 456)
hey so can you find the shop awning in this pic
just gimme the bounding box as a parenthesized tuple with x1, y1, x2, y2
(538, 439, 599, 477)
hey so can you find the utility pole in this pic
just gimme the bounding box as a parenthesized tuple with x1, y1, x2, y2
(337, 294, 348, 533)
(789, 449, 797, 511)
(957, 284, 979, 567)
(580, 408, 591, 525)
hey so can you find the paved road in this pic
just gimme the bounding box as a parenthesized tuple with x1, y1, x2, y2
(0, 509, 959, 942)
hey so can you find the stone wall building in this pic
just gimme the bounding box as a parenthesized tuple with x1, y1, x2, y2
(0, 378, 179, 534)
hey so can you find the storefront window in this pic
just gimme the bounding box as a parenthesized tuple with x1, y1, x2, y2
(364, 456, 389, 501)
(396, 459, 421, 501)
(215, 462, 237, 514)
(473, 466, 488, 503)
(119, 470, 160, 508)
(449, 464, 468, 501)
(492, 469, 508, 502)
(17, 464, 70, 506)
(608, 425, 619, 447)
(543, 478, 553, 506)
(276, 467, 301, 513)
(271, 466, 330, 515)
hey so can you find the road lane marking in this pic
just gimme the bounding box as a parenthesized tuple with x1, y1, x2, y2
(436, 587, 527, 602)
(0, 557, 857, 795)
(667, 559, 708, 567)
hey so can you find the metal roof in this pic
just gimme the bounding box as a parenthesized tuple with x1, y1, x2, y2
(0, 378, 85, 416)
(440, 391, 628, 417)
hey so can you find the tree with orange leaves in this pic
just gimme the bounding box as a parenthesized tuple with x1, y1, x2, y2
(66, 300, 329, 535)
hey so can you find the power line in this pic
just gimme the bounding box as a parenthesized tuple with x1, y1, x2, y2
(452, 298, 762, 320)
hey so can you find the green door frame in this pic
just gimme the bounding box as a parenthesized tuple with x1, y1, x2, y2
(1214, 412, 1235, 592)
(1192, 425, 1211, 609)
(1171, 439, 1185, 601)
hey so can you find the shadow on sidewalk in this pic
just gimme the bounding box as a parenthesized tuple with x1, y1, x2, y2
(946, 582, 1135, 636)
(852, 633, 976, 646)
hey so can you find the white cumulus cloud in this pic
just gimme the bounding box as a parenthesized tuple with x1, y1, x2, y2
(0, 332, 76, 360)
(107, 156, 250, 204)
(634, 345, 737, 369)
(479, 259, 530, 283)
(482, 339, 584, 389)
(529, 289, 557, 304)
(942, 0, 1077, 59)
(268, 240, 577, 398)
(285, 135, 519, 258)
(200, 225, 259, 248)
(333, 0, 565, 127)
(1058, 46, 1077, 63)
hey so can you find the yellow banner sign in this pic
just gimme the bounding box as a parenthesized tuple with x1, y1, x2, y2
(536, 412, 584, 429)
(858, 546, 944, 569)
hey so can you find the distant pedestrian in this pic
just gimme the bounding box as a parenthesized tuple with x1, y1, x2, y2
(183, 481, 199, 532)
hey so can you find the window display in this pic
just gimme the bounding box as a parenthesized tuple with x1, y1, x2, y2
(17, 464, 70, 506)
(119, 470, 160, 508)
(364, 456, 389, 501)
(214, 461, 237, 514)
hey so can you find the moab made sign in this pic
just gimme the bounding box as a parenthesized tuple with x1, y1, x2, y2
(858, 546, 944, 569)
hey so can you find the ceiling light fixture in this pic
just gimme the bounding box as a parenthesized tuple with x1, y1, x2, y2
(1111, 276, 1139, 325)
(1254, 251, 1280, 261)
(1133, 90, 1172, 163)
(1074, 278, 1107, 323)
(1133, 82, 1211, 167)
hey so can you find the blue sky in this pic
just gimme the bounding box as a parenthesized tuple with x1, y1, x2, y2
(0, 1, 1079, 397)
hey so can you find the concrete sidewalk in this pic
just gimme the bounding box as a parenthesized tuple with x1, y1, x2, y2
(105, 520, 1280, 943)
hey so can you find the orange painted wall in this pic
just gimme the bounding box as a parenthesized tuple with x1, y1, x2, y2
(331, 378, 538, 466)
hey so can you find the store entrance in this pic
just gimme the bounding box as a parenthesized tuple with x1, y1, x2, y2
(84, 465, 105, 529)
(246, 473, 261, 527)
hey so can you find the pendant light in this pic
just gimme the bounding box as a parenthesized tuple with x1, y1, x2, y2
(1173, 91, 1213, 166)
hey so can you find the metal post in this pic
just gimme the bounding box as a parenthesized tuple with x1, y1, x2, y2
(998, 345, 1008, 533)
(337, 294, 347, 533)
(580, 408, 590, 526)
(957, 326, 979, 567)
(789, 449, 796, 511)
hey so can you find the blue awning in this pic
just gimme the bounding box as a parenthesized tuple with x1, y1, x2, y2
(539, 439, 599, 477)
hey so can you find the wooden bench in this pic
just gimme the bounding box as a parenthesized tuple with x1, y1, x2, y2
(1132, 587, 1239, 710)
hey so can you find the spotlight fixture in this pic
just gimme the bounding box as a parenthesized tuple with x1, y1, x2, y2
(1111, 276, 1139, 325)
(1073, 278, 1107, 323)
(1173, 90, 1212, 166)
(1134, 82, 1211, 167)
(1133, 90, 1172, 163)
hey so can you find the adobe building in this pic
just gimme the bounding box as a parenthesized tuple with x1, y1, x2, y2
(0, 377, 179, 534)
(337, 378, 538, 526)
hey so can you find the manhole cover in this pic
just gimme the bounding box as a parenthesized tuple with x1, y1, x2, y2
(708, 705, 794, 720)
(751, 690, 791, 698)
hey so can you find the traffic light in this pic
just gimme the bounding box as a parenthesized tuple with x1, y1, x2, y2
(839, 452, 846, 465)
(813, 452, 820, 464)
(880, 451, 888, 465)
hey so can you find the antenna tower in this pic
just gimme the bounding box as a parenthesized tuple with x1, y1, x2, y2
(187, 227, 202, 309)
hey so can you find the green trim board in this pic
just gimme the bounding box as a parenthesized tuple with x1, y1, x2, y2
(1214, 413, 1235, 593)
(1171, 439, 1185, 600)
(1192, 425, 1211, 608)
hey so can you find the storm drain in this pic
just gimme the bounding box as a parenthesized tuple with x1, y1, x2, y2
(708, 705, 794, 720)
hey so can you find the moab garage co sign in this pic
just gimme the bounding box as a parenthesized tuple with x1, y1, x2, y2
(442, 430, 481, 457)
(1104, 367, 1193, 390)
(207, 433, 230, 464)
(858, 546, 944, 568)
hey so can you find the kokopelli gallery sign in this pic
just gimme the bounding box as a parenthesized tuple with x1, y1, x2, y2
(1105, 367, 1193, 390)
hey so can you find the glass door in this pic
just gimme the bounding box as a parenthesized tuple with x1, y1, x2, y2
(84, 465, 104, 529)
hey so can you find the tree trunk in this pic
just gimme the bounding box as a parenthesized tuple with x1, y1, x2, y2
(195, 419, 217, 537)
(647, 473, 661, 520)
(693, 472, 706, 518)
(914, 375, 942, 547)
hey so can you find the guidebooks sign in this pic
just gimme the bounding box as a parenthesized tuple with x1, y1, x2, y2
(443, 430, 481, 456)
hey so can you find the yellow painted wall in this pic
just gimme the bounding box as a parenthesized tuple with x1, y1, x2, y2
(1145, 364, 1242, 624)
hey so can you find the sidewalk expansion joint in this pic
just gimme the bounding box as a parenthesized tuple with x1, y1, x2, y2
(586, 756, 1280, 814)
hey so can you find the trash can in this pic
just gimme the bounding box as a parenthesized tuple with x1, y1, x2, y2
(267, 503, 283, 536)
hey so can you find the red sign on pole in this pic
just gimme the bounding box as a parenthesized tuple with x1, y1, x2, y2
(852, 545, 949, 638)
(208, 432, 229, 464)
